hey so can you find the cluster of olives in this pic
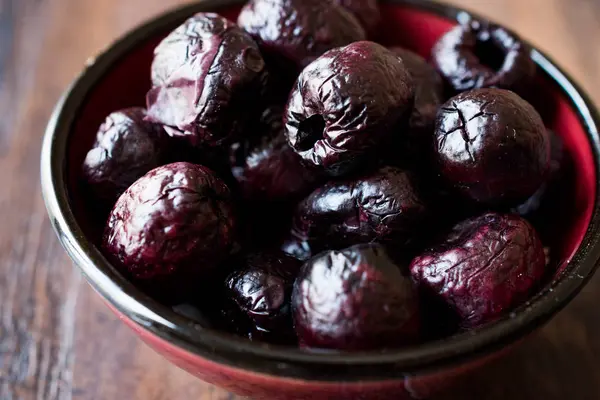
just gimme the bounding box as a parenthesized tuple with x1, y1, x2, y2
(82, 0, 563, 351)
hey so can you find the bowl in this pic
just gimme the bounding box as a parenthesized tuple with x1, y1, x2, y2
(40, 0, 600, 398)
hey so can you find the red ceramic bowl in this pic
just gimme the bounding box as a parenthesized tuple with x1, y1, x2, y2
(41, 0, 600, 398)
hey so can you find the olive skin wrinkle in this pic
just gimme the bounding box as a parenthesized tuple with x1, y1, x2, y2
(410, 213, 546, 328)
(285, 41, 415, 176)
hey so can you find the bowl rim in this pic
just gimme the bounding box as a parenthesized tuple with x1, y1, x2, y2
(41, 0, 600, 381)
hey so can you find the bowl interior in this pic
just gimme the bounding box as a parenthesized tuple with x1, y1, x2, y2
(59, 0, 598, 372)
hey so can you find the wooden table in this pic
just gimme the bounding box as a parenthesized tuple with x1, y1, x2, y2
(1, 0, 600, 398)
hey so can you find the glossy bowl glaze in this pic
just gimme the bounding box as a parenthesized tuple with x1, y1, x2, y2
(41, 0, 600, 398)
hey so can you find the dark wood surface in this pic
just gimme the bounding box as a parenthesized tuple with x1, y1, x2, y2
(1, 0, 599, 399)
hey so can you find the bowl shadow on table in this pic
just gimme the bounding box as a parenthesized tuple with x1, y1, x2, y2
(433, 273, 600, 400)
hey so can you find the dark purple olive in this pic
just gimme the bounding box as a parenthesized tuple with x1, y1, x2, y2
(285, 41, 415, 176)
(434, 88, 550, 206)
(238, 0, 366, 72)
(388, 47, 444, 165)
(103, 162, 236, 299)
(146, 13, 267, 147)
(293, 243, 420, 350)
(230, 106, 322, 202)
(224, 252, 301, 343)
(335, 0, 381, 37)
(410, 213, 546, 328)
(81, 108, 167, 206)
(291, 166, 428, 252)
(432, 18, 535, 94)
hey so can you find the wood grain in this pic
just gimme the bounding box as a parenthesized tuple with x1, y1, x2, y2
(0, 0, 598, 399)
